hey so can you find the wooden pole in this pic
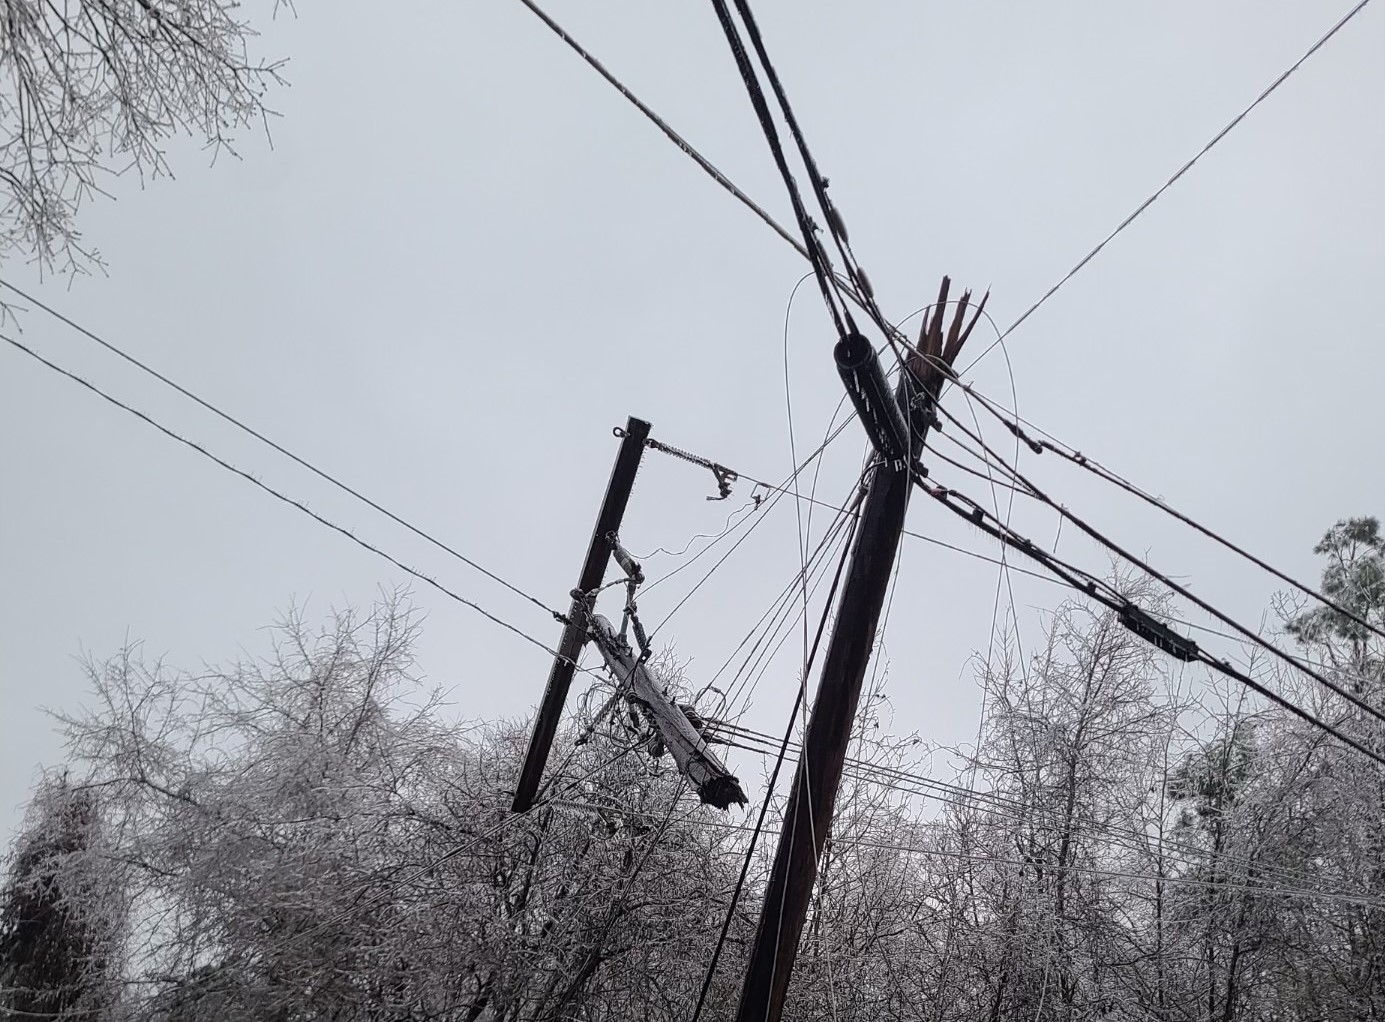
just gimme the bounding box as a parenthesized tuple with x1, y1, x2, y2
(734, 281, 985, 1022)
(511, 416, 651, 813)
(733, 447, 912, 1022)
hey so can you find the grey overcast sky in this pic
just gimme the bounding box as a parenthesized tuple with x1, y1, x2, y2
(3, 1, 1383, 835)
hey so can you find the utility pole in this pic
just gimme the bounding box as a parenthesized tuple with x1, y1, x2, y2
(511, 416, 651, 813)
(734, 281, 985, 1022)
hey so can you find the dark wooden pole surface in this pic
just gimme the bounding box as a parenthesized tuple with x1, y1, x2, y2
(732, 452, 912, 1022)
(511, 417, 650, 813)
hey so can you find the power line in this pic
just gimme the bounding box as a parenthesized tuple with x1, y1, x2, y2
(691, 483, 860, 1022)
(0, 276, 564, 626)
(718, 486, 864, 716)
(912, 469, 1385, 771)
(635, 421, 1065, 587)
(510, 0, 811, 265)
(931, 402, 1385, 734)
(545, 799, 1385, 910)
(705, 0, 850, 336)
(716, 0, 901, 357)
(2, 334, 595, 674)
(711, 719, 1340, 897)
(962, 0, 1377, 372)
(681, 487, 857, 724)
(963, 384, 1385, 647)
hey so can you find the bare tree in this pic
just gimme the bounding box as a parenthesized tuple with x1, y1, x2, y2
(0, 0, 286, 277)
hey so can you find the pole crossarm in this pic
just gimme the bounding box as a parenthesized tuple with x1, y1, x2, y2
(588, 613, 748, 810)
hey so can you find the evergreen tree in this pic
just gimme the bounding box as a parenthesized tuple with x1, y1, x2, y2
(0, 775, 112, 1020)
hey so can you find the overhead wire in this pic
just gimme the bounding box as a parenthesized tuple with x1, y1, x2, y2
(1, 334, 598, 676)
(720, 479, 865, 719)
(0, 277, 564, 626)
(776, 269, 853, 1022)
(546, 799, 1385, 911)
(717, 0, 903, 366)
(695, 484, 862, 715)
(638, 409, 858, 600)
(962, 384, 1385, 647)
(911, 469, 1385, 771)
(711, 718, 1340, 897)
(705, 0, 850, 336)
(929, 401, 1385, 733)
(510, 0, 810, 263)
(624, 499, 759, 563)
(690, 473, 861, 1022)
(961, 0, 1377, 373)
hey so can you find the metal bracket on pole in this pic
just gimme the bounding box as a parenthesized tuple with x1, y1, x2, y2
(511, 417, 651, 813)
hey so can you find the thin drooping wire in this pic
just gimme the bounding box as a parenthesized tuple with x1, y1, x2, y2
(686, 510, 860, 1011)
(897, 298, 1027, 793)
(643, 414, 862, 634)
(719, 487, 864, 717)
(963, 384, 1385, 647)
(962, 0, 1376, 373)
(626, 499, 758, 562)
(640, 410, 858, 600)
(958, 381, 1031, 725)
(931, 401, 1385, 732)
(691, 484, 860, 720)
(783, 272, 816, 680)
(690, 488, 860, 1022)
(776, 270, 844, 1017)
(2, 335, 594, 673)
(0, 277, 564, 625)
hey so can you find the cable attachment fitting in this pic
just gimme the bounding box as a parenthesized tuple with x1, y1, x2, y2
(834, 332, 913, 466)
(1002, 417, 1044, 455)
(606, 531, 651, 660)
(644, 436, 739, 501)
(708, 464, 737, 501)
(1119, 604, 1199, 662)
(606, 532, 644, 585)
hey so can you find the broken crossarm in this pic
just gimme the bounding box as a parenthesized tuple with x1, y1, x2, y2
(587, 613, 748, 810)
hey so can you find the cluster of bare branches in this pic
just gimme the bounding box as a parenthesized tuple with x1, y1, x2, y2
(0, 0, 286, 276)
(6, 520, 1385, 1021)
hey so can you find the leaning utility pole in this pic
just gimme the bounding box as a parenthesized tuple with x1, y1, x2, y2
(512, 416, 747, 813)
(511, 416, 651, 813)
(735, 280, 986, 1022)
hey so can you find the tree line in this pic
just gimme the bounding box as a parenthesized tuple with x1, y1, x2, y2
(5, 517, 1385, 1021)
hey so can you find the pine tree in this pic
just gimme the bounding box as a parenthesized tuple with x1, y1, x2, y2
(0, 774, 111, 1020)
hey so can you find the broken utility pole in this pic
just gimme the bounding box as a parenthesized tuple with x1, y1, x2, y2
(511, 416, 650, 813)
(735, 279, 987, 1022)
(512, 416, 748, 814)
